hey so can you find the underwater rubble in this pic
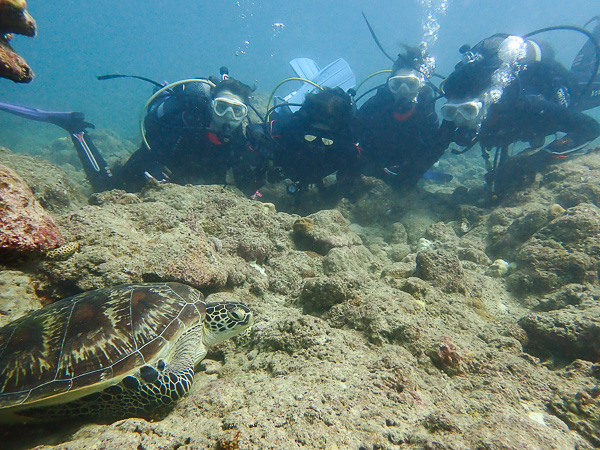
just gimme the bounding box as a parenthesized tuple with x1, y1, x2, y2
(2, 143, 600, 448)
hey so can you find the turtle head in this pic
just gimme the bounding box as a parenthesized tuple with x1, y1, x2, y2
(203, 302, 253, 346)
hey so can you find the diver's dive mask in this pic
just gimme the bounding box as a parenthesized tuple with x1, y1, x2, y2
(387, 74, 423, 96)
(212, 97, 248, 121)
(303, 134, 334, 146)
(440, 100, 483, 123)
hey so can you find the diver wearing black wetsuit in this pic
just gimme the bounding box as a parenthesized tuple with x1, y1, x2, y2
(357, 47, 446, 189)
(248, 87, 361, 205)
(0, 73, 261, 195)
(441, 19, 600, 196)
(116, 77, 255, 193)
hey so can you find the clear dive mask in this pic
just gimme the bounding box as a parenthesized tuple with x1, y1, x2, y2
(440, 100, 483, 122)
(387, 74, 423, 96)
(212, 97, 248, 121)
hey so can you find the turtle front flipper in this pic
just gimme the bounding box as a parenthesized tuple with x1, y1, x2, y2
(19, 357, 197, 422)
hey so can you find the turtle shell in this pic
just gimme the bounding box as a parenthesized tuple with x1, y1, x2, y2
(0, 282, 206, 411)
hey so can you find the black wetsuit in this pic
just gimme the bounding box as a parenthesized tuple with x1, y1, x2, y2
(357, 86, 444, 189)
(445, 32, 600, 153)
(111, 86, 260, 193)
(254, 113, 362, 200)
(478, 60, 600, 152)
(443, 28, 600, 196)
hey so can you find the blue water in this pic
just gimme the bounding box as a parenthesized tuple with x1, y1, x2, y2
(1, 0, 599, 151)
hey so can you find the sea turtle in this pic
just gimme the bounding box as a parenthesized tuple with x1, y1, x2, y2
(0, 282, 253, 423)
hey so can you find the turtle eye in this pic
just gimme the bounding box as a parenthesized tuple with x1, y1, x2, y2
(227, 307, 245, 321)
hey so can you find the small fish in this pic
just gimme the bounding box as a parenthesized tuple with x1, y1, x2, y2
(45, 242, 80, 261)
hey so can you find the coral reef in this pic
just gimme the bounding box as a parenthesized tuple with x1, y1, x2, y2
(0, 0, 36, 82)
(3, 147, 600, 448)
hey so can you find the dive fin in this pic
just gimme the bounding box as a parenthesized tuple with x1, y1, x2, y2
(0, 101, 112, 190)
(0, 101, 95, 133)
(285, 58, 356, 112)
(289, 58, 320, 80)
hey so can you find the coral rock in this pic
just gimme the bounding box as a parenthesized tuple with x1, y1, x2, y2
(293, 209, 362, 255)
(415, 248, 466, 293)
(0, 164, 65, 256)
(519, 306, 600, 363)
(292, 217, 314, 234)
(0, 0, 36, 36)
(0, 0, 36, 83)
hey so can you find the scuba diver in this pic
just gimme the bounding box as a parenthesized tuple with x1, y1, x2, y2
(356, 46, 450, 189)
(247, 87, 362, 207)
(0, 68, 262, 194)
(440, 17, 600, 198)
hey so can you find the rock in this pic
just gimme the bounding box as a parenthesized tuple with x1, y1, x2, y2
(0, 0, 36, 83)
(382, 262, 415, 280)
(424, 221, 458, 244)
(508, 204, 600, 294)
(519, 306, 600, 363)
(537, 284, 595, 311)
(0, 148, 86, 213)
(293, 209, 362, 255)
(89, 190, 141, 206)
(322, 245, 378, 278)
(548, 377, 600, 447)
(427, 336, 468, 375)
(0, 164, 65, 258)
(292, 217, 314, 233)
(458, 246, 492, 266)
(548, 203, 566, 219)
(0, 270, 42, 326)
(299, 275, 360, 313)
(417, 237, 433, 251)
(415, 249, 466, 293)
(487, 207, 549, 258)
(388, 222, 408, 244)
(35, 184, 297, 296)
